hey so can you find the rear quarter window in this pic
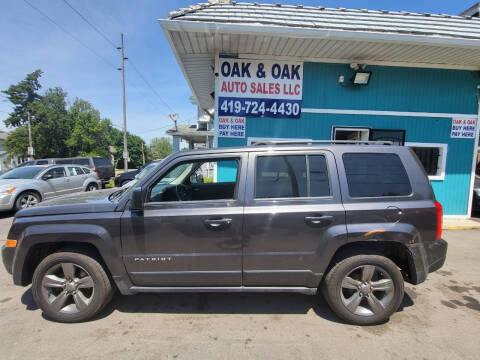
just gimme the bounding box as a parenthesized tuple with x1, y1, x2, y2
(93, 157, 111, 166)
(343, 153, 412, 198)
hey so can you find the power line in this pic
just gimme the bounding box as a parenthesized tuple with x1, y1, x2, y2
(127, 59, 174, 112)
(58, 0, 174, 114)
(23, 0, 117, 69)
(62, 0, 118, 50)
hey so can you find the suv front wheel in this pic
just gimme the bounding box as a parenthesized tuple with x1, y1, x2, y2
(32, 251, 114, 322)
(322, 255, 404, 325)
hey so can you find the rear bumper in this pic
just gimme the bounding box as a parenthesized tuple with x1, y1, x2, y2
(407, 239, 448, 284)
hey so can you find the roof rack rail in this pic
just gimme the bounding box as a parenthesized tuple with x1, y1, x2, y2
(251, 140, 393, 146)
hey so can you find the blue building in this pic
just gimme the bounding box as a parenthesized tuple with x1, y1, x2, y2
(161, 1, 480, 217)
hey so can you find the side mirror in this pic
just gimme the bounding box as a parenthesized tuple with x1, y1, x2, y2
(42, 174, 53, 181)
(130, 186, 144, 211)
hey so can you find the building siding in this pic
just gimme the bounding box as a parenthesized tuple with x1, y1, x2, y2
(218, 62, 479, 215)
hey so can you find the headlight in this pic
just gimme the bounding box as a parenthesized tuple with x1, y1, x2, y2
(3, 187, 16, 195)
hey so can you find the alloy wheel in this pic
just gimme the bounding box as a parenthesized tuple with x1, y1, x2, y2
(340, 264, 395, 316)
(20, 194, 39, 208)
(41, 263, 95, 314)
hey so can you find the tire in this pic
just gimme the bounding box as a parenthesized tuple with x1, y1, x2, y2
(120, 180, 130, 187)
(32, 251, 113, 323)
(14, 191, 41, 212)
(322, 255, 404, 325)
(85, 183, 99, 192)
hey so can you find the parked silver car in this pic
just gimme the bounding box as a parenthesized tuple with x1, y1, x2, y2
(0, 165, 101, 212)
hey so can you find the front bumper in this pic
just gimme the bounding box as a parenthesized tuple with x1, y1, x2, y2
(407, 239, 448, 284)
(0, 194, 14, 211)
(1, 245, 14, 274)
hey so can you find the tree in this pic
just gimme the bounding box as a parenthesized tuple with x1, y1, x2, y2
(149, 137, 172, 159)
(2, 70, 43, 127)
(3, 126, 29, 157)
(109, 127, 147, 169)
(65, 99, 111, 157)
(28, 87, 72, 158)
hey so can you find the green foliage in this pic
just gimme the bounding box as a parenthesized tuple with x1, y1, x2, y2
(109, 127, 148, 169)
(2, 69, 43, 127)
(3, 126, 29, 157)
(149, 137, 172, 159)
(65, 99, 111, 157)
(2, 70, 147, 165)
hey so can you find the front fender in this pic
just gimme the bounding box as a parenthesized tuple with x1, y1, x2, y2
(12, 222, 124, 286)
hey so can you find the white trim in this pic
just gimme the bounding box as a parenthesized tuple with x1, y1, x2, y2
(302, 108, 477, 119)
(444, 215, 470, 219)
(237, 53, 480, 71)
(405, 142, 448, 181)
(467, 92, 480, 217)
(247, 137, 312, 146)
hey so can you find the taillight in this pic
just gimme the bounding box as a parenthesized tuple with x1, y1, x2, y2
(94, 169, 100, 178)
(434, 201, 443, 240)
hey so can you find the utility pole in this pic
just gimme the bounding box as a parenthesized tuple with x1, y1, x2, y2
(141, 142, 145, 165)
(27, 111, 34, 160)
(117, 33, 128, 171)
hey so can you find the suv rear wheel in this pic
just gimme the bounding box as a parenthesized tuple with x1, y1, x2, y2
(322, 255, 404, 325)
(32, 251, 114, 322)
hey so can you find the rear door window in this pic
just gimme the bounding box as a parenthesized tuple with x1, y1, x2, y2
(343, 153, 412, 197)
(255, 155, 307, 199)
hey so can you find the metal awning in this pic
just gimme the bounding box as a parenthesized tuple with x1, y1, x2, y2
(159, 0, 480, 111)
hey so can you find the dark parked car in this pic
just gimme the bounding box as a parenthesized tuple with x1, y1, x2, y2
(2, 143, 447, 324)
(17, 159, 55, 167)
(22, 157, 114, 186)
(114, 159, 162, 187)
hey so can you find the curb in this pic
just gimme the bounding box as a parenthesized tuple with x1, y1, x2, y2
(443, 225, 480, 230)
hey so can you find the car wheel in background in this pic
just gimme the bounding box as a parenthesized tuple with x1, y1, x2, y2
(32, 251, 114, 323)
(86, 183, 99, 191)
(120, 180, 130, 187)
(322, 255, 404, 325)
(14, 191, 41, 212)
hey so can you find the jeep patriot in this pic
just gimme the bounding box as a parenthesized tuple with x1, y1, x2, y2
(2, 143, 447, 325)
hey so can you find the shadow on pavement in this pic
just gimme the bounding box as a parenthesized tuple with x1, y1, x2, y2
(21, 287, 415, 324)
(0, 211, 14, 219)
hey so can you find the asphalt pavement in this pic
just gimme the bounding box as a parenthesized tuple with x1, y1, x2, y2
(0, 213, 479, 360)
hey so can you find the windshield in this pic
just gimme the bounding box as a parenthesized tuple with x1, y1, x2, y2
(109, 162, 163, 201)
(0, 166, 44, 179)
(136, 163, 157, 180)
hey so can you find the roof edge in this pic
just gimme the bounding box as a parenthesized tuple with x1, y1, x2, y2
(159, 18, 480, 49)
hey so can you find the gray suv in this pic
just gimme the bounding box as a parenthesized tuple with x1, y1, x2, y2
(1, 143, 447, 325)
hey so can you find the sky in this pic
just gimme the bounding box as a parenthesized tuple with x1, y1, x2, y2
(0, 0, 476, 143)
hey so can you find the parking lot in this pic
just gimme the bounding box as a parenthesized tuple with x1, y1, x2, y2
(0, 213, 479, 360)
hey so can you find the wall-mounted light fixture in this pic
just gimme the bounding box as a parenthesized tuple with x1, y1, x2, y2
(352, 71, 372, 86)
(350, 63, 371, 86)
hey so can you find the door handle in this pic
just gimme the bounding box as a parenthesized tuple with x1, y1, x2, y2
(304, 215, 333, 225)
(204, 218, 232, 230)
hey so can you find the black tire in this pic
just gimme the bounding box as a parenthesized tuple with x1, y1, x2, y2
(120, 180, 131, 187)
(32, 251, 113, 323)
(85, 183, 99, 191)
(14, 191, 41, 212)
(322, 255, 404, 325)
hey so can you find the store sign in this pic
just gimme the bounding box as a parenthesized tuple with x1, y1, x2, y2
(218, 59, 303, 119)
(450, 118, 477, 138)
(218, 116, 246, 138)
